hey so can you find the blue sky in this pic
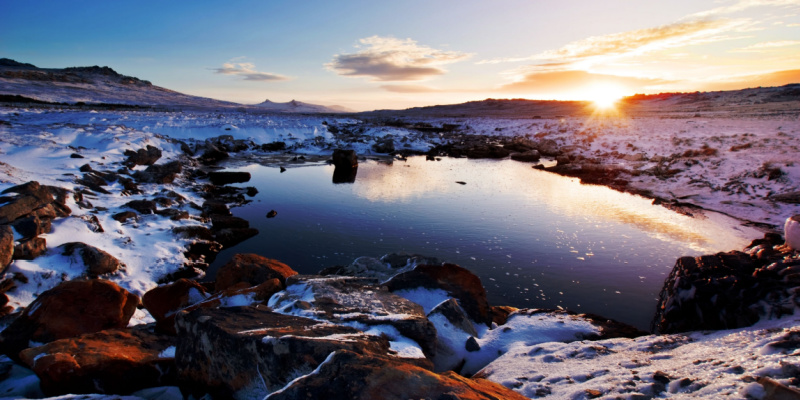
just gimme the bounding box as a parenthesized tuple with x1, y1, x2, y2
(2, 0, 799, 110)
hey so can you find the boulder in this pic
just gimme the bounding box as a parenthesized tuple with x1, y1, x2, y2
(385, 263, 493, 327)
(427, 298, 479, 372)
(214, 254, 297, 291)
(174, 306, 391, 398)
(213, 227, 259, 248)
(510, 150, 541, 162)
(265, 350, 529, 400)
(372, 138, 395, 154)
(0, 181, 55, 224)
(124, 200, 157, 214)
(142, 279, 210, 335)
(0, 226, 13, 272)
(332, 149, 358, 168)
(271, 275, 437, 356)
(124, 145, 162, 167)
(207, 171, 251, 185)
(59, 242, 122, 277)
(464, 145, 510, 159)
(210, 215, 250, 230)
(13, 237, 47, 260)
(0, 279, 139, 360)
(536, 138, 560, 156)
(198, 143, 229, 165)
(133, 161, 183, 184)
(11, 215, 52, 239)
(112, 211, 138, 223)
(18, 327, 176, 396)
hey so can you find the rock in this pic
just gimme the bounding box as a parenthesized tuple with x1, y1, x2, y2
(786, 215, 800, 251)
(11, 215, 51, 239)
(59, 242, 122, 277)
(124, 145, 162, 167)
(112, 211, 138, 223)
(155, 209, 190, 221)
(465, 145, 510, 159)
(265, 350, 529, 400)
(427, 298, 479, 371)
(174, 306, 391, 398)
(510, 150, 541, 162)
(536, 139, 560, 156)
(201, 199, 230, 217)
(0, 279, 139, 360)
(323, 253, 441, 281)
(213, 227, 259, 248)
(266, 210, 277, 218)
(465, 336, 480, 352)
(133, 161, 183, 184)
(332, 165, 358, 183)
(18, 327, 176, 396)
(623, 153, 647, 162)
(214, 254, 297, 291)
(172, 226, 214, 241)
(429, 298, 478, 337)
(198, 143, 229, 165)
(772, 191, 800, 204)
(0, 226, 13, 272)
(13, 237, 47, 260)
(124, 199, 157, 214)
(372, 138, 395, 153)
(207, 171, 251, 185)
(385, 263, 493, 327)
(272, 275, 437, 356)
(262, 141, 286, 151)
(69, 153, 84, 159)
(210, 215, 250, 230)
(0, 181, 55, 224)
(143, 279, 210, 334)
(503, 137, 537, 153)
(490, 305, 518, 326)
(183, 240, 222, 265)
(332, 149, 358, 168)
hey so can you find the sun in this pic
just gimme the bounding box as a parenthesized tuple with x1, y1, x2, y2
(584, 84, 626, 110)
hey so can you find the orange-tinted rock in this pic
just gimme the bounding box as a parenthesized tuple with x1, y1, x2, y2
(385, 263, 493, 326)
(267, 350, 529, 400)
(0, 279, 139, 360)
(58, 242, 122, 277)
(214, 254, 297, 291)
(220, 278, 283, 302)
(491, 305, 519, 326)
(0, 226, 13, 273)
(142, 279, 210, 334)
(19, 327, 176, 396)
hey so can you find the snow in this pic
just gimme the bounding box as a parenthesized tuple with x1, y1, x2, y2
(392, 288, 451, 314)
(786, 215, 800, 250)
(157, 346, 176, 359)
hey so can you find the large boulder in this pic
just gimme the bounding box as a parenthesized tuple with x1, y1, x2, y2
(142, 279, 210, 334)
(270, 275, 437, 356)
(0, 181, 55, 224)
(124, 145, 162, 167)
(214, 254, 297, 292)
(266, 350, 529, 400)
(11, 215, 52, 239)
(174, 306, 391, 398)
(0, 226, 13, 272)
(59, 242, 123, 277)
(0, 279, 139, 360)
(18, 327, 176, 396)
(385, 263, 493, 327)
(332, 149, 358, 168)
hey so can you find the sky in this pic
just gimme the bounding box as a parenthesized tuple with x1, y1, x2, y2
(2, 0, 799, 111)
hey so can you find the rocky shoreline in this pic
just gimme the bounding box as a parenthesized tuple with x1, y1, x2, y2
(1, 107, 799, 398)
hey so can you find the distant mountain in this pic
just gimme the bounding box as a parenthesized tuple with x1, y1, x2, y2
(253, 99, 354, 113)
(0, 58, 351, 112)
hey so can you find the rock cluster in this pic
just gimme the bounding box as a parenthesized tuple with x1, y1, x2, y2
(653, 232, 800, 333)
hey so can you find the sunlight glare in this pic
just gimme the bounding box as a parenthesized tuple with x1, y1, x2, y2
(585, 83, 626, 110)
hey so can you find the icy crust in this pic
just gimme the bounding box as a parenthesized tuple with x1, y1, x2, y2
(476, 314, 800, 399)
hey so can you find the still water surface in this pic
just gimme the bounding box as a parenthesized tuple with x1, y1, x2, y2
(209, 157, 760, 330)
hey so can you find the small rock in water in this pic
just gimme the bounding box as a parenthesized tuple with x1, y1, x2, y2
(266, 210, 277, 218)
(455, 181, 466, 185)
(280, 166, 286, 173)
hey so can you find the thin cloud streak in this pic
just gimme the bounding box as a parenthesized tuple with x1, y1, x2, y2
(733, 40, 800, 51)
(213, 61, 290, 82)
(326, 36, 473, 81)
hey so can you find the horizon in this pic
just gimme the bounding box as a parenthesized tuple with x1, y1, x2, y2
(2, 0, 799, 111)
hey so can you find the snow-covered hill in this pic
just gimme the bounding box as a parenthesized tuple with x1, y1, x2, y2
(253, 99, 353, 113)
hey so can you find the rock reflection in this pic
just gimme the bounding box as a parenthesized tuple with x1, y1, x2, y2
(332, 165, 358, 184)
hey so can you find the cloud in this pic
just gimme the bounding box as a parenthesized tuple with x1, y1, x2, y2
(213, 61, 290, 82)
(499, 70, 673, 94)
(732, 40, 800, 51)
(687, 0, 800, 19)
(379, 84, 441, 93)
(326, 36, 472, 81)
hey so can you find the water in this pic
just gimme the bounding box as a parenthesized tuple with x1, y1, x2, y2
(208, 156, 760, 330)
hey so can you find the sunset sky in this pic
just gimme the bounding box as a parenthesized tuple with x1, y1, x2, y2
(2, 0, 799, 110)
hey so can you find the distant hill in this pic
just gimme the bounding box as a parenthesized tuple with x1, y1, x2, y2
(253, 99, 354, 113)
(0, 58, 348, 112)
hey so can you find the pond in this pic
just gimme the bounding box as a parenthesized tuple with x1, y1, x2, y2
(208, 156, 761, 331)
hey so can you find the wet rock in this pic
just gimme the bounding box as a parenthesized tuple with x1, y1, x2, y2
(133, 161, 183, 184)
(465, 145, 510, 159)
(183, 240, 222, 265)
(272, 275, 437, 356)
(266, 210, 277, 218)
(510, 150, 541, 162)
(265, 350, 529, 400)
(536, 139, 560, 156)
(19, 327, 176, 396)
(332, 149, 358, 168)
(332, 165, 358, 183)
(143, 279, 210, 335)
(124, 145, 162, 167)
(0, 226, 13, 272)
(0, 279, 139, 360)
(210, 215, 250, 230)
(207, 171, 251, 185)
(59, 242, 122, 277)
(385, 263, 493, 327)
(503, 137, 537, 153)
(13, 237, 47, 260)
(124, 199, 157, 214)
(201, 199, 230, 217)
(112, 211, 138, 223)
(214, 254, 298, 291)
(174, 306, 391, 398)
(198, 143, 228, 165)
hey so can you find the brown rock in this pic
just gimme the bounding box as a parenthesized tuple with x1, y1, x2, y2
(332, 149, 358, 168)
(124, 145, 162, 167)
(11, 215, 52, 239)
(112, 211, 138, 223)
(0, 226, 13, 272)
(19, 327, 176, 396)
(266, 350, 529, 400)
(123, 199, 157, 215)
(510, 150, 541, 162)
(59, 242, 122, 277)
(143, 279, 210, 334)
(133, 161, 183, 184)
(490, 305, 519, 326)
(174, 306, 391, 397)
(386, 263, 493, 326)
(214, 254, 297, 291)
(0, 181, 55, 224)
(210, 215, 250, 230)
(13, 237, 47, 260)
(0, 279, 139, 360)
